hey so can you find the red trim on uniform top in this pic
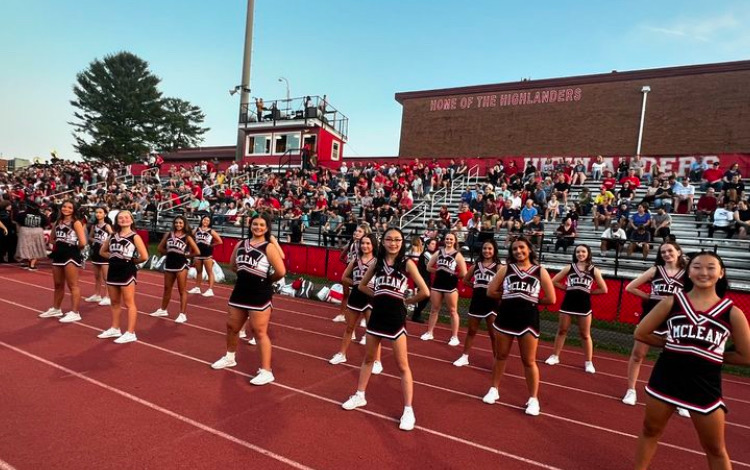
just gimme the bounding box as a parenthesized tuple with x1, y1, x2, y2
(664, 343, 724, 364)
(645, 386, 726, 415)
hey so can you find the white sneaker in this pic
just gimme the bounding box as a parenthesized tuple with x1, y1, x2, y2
(175, 313, 187, 324)
(114, 332, 137, 344)
(39, 307, 63, 318)
(247, 337, 257, 345)
(150, 308, 168, 317)
(622, 389, 637, 406)
(482, 387, 500, 404)
(359, 335, 367, 345)
(584, 361, 596, 374)
(59, 311, 82, 323)
(329, 352, 347, 365)
(372, 361, 383, 375)
(453, 354, 470, 367)
(84, 295, 102, 303)
(239, 330, 247, 339)
(97, 328, 122, 339)
(420, 332, 434, 341)
(545, 354, 560, 366)
(202, 289, 214, 297)
(399, 407, 416, 431)
(448, 336, 460, 347)
(211, 355, 237, 370)
(250, 368, 275, 386)
(677, 407, 691, 418)
(359, 318, 367, 328)
(98, 297, 111, 306)
(332, 314, 346, 323)
(188, 287, 202, 294)
(342, 393, 367, 410)
(525, 397, 541, 416)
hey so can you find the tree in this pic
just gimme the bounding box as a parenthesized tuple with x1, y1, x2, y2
(70, 52, 163, 164)
(157, 98, 210, 151)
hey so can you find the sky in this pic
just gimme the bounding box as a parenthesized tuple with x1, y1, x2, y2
(1, 0, 749, 161)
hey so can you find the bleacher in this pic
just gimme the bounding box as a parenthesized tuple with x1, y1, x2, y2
(139, 168, 750, 290)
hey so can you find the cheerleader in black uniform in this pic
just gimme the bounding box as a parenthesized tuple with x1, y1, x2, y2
(211, 214, 286, 386)
(240, 233, 285, 344)
(623, 241, 687, 408)
(151, 216, 200, 323)
(634, 252, 750, 470)
(412, 238, 437, 323)
(483, 237, 555, 416)
(84, 207, 113, 306)
(453, 240, 501, 367)
(545, 244, 607, 373)
(332, 223, 371, 323)
(188, 215, 223, 297)
(329, 233, 383, 373)
(40, 200, 87, 323)
(96, 210, 148, 344)
(341, 227, 429, 431)
(420, 232, 467, 346)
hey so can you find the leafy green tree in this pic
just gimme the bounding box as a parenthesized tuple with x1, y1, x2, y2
(70, 52, 163, 164)
(158, 98, 210, 151)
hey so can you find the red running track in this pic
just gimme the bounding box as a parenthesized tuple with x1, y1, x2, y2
(0, 264, 748, 469)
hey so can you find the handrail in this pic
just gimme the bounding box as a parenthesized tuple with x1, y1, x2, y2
(277, 148, 302, 172)
(115, 173, 134, 185)
(157, 193, 194, 212)
(399, 200, 428, 229)
(141, 166, 160, 181)
(467, 164, 480, 187)
(450, 173, 467, 204)
(47, 180, 107, 201)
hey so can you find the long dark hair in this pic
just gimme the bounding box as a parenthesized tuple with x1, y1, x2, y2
(56, 199, 79, 224)
(94, 206, 113, 226)
(655, 241, 686, 268)
(249, 213, 272, 242)
(375, 227, 407, 273)
(481, 239, 501, 264)
(571, 244, 593, 268)
(358, 233, 378, 258)
(683, 251, 729, 297)
(506, 236, 538, 265)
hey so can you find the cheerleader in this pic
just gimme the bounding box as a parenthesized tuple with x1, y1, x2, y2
(623, 241, 687, 409)
(545, 244, 607, 373)
(453, 240, 501, 367)
(84, 207, 113, 306)
(332, 224, 371, 323)
(482, 237, 555, 416)
(240, 233, 285, 345)
(211, 214, 286, 386)
(150, 216, 200, 323)
(341, 227, 429, 431)
(39, 200, 87, 323)
(188, 215, 223, 297)
(96, 210, 148, 343)
(328, 233, 383, 374)
(634, 252, 750, 469)
(412, 238, 437, 323)
(420, 232, 467, 346)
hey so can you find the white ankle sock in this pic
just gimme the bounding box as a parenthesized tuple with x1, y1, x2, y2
(226, 352, 236, 361)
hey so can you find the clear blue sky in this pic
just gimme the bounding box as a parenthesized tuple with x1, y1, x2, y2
(1, 0, 748, 161)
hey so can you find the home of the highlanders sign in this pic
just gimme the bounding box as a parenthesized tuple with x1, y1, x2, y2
(428, 87, 583, 112)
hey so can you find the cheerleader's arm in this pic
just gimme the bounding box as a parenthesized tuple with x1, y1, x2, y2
(634, 297, 673, 347)
(455, 252, 468, 279)
(133, 235, 149, 262)
(426, 251, 438, 273)
(73, 220, 87, 249)
(210, 230, 223, 247)
(341, 260, 356, 288)
(357, 263, 377, 298)
(266, 242, 287, 282)
(405, 260, 429, 305)
(486, 265, 508, 300)
(462, 264, 476, 287)
(551, 265, 571, 291)
(99, 239, 111, 259)
(591, 267, 608, 295)
(538, 267, 557, 305)
(725, 306, 750, 366)
(625, 267, 656, 301)
(157, 233, 169, 255)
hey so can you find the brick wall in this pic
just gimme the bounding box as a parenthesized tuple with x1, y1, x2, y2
(398, 70, 750, 158)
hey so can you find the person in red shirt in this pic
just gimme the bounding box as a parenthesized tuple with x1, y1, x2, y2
(619, 169, 641, 189)
(601, 171, 617, 191)
(701, 162, 724, 191)
(456, 203, 473, 227)
(695, 187, 719, 227)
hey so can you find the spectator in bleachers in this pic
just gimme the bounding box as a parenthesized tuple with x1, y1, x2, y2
(481, 194, 499, 227)
(628, 203, 652, 237)
(577, 187, 593, 216)
(630, 155, 646, 181)
(497, 199, 518, 232)
(593, 199, 616, 231)
(594, 187, 615, 207)
(562, 204, 579, 228)
(619, 168, 641, 190)
(708, 201, 737, 239)
(376, 201, 396, 233)
(688, 156, 707, 182)
(615, 202, 631, 229)
(422, 220, 438, 242)
(616, 158, 630, 181)
(723, 162, 742, 184)
(505, 219, 523, 245)
(554, 173, 571, 204)
(600, 221, 627, 257)
(734, 200, 750, 239)
(545, 194, 560, 223)
(601, 170, 617, 192)
(509, 190, 523, 210)
(701, 161, 724, 191)
(322, 209, 344, 246)
(591, 155, 606, 181)
(653, 179, 674, 212)
(470, 192, 485, 214)
(617, 181, 635, 208)
(520, 199, 538, 224)
(723, 174, 744, 204)
(554, 218, 577, 253)
(627, 225, 651, 260)
(651, 207, 672, 242)
(570, 159, 588, 186)
(524, 213, 545, 248)
(671, 178, 695, 213)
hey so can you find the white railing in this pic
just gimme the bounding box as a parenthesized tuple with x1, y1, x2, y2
(157, 193, 194, 212)
(47, 180, 107, 201)
(467, 164, 480, 187)
(140, 167, 160, 181)
(450, 174, 466, 203)
(115, 173, 134, 185)
(399, 203, 427, 231)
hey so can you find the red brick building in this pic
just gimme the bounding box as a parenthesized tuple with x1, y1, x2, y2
(395, 60, 750, 159)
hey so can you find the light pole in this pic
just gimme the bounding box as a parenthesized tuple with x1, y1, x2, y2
(278, 77, 290, 103)
(636, 85, 651, 156)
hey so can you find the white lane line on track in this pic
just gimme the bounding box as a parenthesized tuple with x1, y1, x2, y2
(0, 339, 315, 470)
(4, 273, 750, 424)
(0, 298, 565, 470)
(0, 458, 17, 470)
(2, 296, 748, 467)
